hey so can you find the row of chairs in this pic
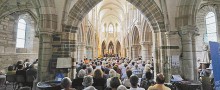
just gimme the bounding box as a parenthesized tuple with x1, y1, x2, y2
(5, 74, 35, 90)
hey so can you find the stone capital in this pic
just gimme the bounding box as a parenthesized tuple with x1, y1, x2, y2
(178, 25, 200, 37)
(140, 41, 151, 45)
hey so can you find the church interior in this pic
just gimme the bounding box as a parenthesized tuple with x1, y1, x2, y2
(0, 0, 219, 90)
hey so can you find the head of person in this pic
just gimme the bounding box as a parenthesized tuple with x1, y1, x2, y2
(86, 67, 93, 75)
(110, 77, 121, 89)
(145, 71, 152, 80)
(82, 75, 93, 87)
(8, 66, 14, 71)
(156, 73, 165, 84)
(93, 69, 103, 78)
(126, 69, 132, 78)
(16, 60, 23, 65)
(130, 75, 139, 88)
(82, 64, 87, 69)
(61, 77, 72, 89)
(117, 85, 127, 90)
(83, 86, 97, 90)
(78, 69, 86, 78)
(17, 64, 23, 70)
(109, 69, 117, 78)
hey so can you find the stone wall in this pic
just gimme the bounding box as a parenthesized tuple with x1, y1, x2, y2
(0, 14, 39, 73)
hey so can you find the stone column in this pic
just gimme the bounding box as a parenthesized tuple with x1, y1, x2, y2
(132, 45, 139, 60)
(141, 41, 151, 62)
(126, 47, 130, 58)
(77, 42, 85, 62)
(38, 33, 52, 81)
(86, 45, 93, 59)
(179, 25, 199, 80)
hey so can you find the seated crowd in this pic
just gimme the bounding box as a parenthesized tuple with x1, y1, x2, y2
(60, 57, 171, 90)
(4, 59, 38, 88)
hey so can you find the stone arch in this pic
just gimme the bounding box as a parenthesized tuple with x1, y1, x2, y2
(116, 41, 121, 56)
(132, 26, 140, 45)
(142, 22, 152, 42)
(108, 41, 114, 54)
(65, 0, 165, 32)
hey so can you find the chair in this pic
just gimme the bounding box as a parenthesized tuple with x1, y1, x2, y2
(26, 75, 35, 90)
(5, 74, 16, 90)
(16, 75, 26, 89)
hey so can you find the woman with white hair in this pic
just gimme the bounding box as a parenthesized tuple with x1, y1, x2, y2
(61, 77, 75, 90)
(106, 69, 117, 88)
(83, 86, 97, 90)
(117, 85, 127, 90)
(72, 69, 86, 89)
(82, 75, 93, 88)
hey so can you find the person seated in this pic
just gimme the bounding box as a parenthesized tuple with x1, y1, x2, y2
(110, 77, 122, 90)
(86, 67, 93, 76)
(117, 85, 127, 90)
(83, 86, 97, 90)
(61, 77, 76, 90)
(82, 75, 93, 89)
(72, 69, 86, 88)
(140, 70, 155, 89)
(148, 73, 171, 90)
(129, 75, 145, 90)
(122, 69, 132, 88)
(6, 65, 16, 75)
(92, 69, 106, 89)
(16, 64, 26, 87)
(107, 69, 117, 88)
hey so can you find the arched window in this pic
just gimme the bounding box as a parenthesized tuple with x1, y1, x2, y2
(109, 24, 114, 33)
(16, 19, 26, 48)
(205, 12, 217, 42)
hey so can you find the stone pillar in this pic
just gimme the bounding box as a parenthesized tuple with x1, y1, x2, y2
(179, 25, 199, 81)
(126, 47, 130, 58)
(141, 41, 151, 62)
(38, 33, 52, 81)
(77, 42, 85, 62)
(132, 45, 139, 60)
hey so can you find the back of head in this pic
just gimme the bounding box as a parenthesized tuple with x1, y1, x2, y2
(17, 64, 23, 69)
(109, 69, 116, 77)
(110, 77, 121, 89)
(145, 71, 152, 80)
(78, 69, 86, 78)
(156, 73, 165, 84)
(8, 66, 14, 71)
(61, 77, 72, 89)
(82, 75, 93, 87)
(93, 69, 103, 78)
(126, 69, 132, 78)
(83, 86, 97, 90)
(130, 75, 139, 87)
(117, 85, 127, 90)
(86, 67, 93, 75)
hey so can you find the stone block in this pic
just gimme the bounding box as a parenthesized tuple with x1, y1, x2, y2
(0, 46, 4, 53)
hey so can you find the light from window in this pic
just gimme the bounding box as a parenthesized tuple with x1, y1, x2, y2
(205, 12, 217, 42)
(16, 19, 26, 48)
(109, 24, 114, 33)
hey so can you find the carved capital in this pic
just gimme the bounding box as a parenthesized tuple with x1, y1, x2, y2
(178, 25, 200, 37)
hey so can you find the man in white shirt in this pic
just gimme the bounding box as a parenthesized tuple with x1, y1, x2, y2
(129, 75, 145, 90)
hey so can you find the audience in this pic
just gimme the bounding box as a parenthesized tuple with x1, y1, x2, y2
(148, 73, 171, 90)
(110, 77, 122, 90)
(61, 77, 75, 90)
(6, 65, 16, 75)
(140, 68, 155, 89)
(122, 69, 132, 88)
(117, 85, 127, 90)
(92, 69, 106, 87)
(82, 75, 93, 88)
(83, 86, 97, 90)
(107, 69, 117, 87)
(72, 69, 86, 88)
(129, 75, 145, 90)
